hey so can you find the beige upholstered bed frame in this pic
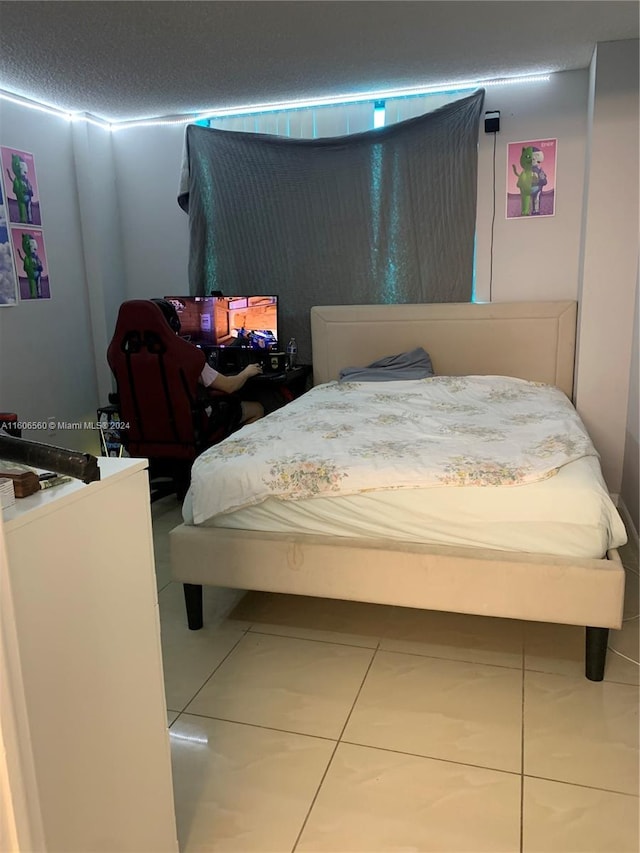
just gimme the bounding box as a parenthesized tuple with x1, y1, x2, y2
(169, 301, 625, 680)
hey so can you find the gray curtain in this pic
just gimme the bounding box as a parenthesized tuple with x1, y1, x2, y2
(178, 89, 484, 362)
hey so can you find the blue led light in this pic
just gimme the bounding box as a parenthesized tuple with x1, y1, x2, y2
(373, 100, 386, 129)
(0, 73, 551, 129)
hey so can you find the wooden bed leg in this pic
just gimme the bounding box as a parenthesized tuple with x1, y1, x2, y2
(585, 626, 609, 681)
(183, 583, 203, 630)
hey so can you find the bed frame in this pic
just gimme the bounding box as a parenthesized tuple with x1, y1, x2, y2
(169, 301, 625, 681)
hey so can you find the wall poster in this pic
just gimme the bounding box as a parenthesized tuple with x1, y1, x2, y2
(506, 138, 557, 219)
(0, 181, 20, 306)
(0, 146, 51, 300)
(9, 226, 50, 300)
(1, 146, 41, 226)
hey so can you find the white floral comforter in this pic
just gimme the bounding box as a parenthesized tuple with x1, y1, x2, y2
(189, 376, 598, 524)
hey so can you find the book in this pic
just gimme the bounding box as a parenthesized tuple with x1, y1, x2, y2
(0, 461, 40, 497)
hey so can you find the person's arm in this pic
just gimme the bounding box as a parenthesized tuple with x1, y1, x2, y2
(203, 363, 263, 394)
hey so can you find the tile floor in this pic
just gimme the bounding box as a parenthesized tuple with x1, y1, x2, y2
(152, 496, 640, 852)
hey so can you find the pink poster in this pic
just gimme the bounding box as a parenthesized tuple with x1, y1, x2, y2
(10, 226, 50, 300)
(1, 147, 42, 226)
(506, 138, 557, 219)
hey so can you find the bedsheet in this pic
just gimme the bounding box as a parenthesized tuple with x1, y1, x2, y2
(189, 376, 599, 525)
(183, 455, 626, 558)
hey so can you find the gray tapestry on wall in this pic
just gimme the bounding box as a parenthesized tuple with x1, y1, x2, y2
(178, 89, 484, 362)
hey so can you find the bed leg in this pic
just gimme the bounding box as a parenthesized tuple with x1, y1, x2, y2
(183, 583, 203, 630)
(585, 626, 609, 681)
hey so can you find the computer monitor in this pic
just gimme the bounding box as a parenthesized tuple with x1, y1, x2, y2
(213, 295, 279, 350)
(164, 294, 279, 350)
(163, 296, 216, 345)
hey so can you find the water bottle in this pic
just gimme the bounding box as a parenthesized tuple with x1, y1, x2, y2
(286, 337, 297, 369)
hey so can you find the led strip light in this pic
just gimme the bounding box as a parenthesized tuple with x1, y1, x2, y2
(0, 73, 551, 131)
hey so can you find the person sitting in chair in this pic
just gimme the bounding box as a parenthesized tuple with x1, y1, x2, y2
(151, 299, 264, 427)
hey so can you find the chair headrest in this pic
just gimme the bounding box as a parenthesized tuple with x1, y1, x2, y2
(107, 300, 205, 372)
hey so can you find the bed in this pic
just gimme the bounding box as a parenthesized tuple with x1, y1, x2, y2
(169, 300, 627, 681)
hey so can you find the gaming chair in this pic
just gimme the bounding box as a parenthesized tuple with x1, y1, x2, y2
(106, 299, 238, 499)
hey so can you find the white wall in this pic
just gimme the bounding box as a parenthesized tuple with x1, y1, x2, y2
(112, 123, 190, 303)
(574, 39, 639, 494)
(0, 100, 101, 453)
(475, 70, 589, 303)
(621, 270, 639, 534)
(72, 120, 128, 404)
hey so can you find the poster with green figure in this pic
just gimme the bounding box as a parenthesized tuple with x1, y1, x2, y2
(506, 139, 557, 218)
(10, 226, 50, 300)
(0, 147, 41, 226)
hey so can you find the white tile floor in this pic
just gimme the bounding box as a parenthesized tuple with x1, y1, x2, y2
(153, 496, 640, 852)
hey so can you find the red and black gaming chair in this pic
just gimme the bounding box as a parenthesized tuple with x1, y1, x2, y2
(107, 300, 238, 499)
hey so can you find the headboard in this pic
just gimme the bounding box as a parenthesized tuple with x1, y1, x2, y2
(310, 301, 577, 398)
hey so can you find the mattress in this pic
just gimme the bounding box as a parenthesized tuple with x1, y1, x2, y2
(182, 454, 626, 559)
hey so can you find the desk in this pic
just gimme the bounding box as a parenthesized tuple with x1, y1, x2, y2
(239, 364, 312, 413)
(246, 364, 312, 393)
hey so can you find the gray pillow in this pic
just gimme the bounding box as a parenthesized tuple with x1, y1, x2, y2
(339, 347, 434, 382)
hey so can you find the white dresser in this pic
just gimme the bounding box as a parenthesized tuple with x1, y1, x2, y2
(2, 457, 178, 852)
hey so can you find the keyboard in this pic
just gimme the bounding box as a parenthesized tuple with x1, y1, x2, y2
(251, 372, 287, 382)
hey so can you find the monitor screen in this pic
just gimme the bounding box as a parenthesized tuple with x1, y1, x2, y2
(213, 295, 279, 350)
(163, 294, 279, 349)
(163, 296, 216, 345)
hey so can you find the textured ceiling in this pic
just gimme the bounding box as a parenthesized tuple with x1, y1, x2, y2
(0, 1, 638, 121)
